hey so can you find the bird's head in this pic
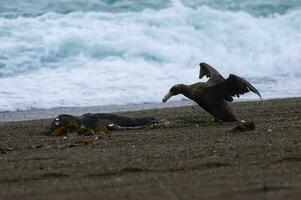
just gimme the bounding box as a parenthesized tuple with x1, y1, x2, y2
(162, 84, 184, 103)
(48, 114, 80, 136)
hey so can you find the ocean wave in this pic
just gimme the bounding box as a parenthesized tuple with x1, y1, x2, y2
(1, 0, 300, 18)
(0, 0, 300, 111)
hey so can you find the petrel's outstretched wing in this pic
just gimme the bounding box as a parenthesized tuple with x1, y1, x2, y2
(199, 62, 225, 85)
(204, 74, 262, 102)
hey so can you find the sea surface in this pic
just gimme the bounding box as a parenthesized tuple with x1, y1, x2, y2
(0, 0, 300, 111)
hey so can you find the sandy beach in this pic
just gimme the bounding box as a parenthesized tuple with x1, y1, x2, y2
(0, 97, 300, 200)
(1, 1, 300, 199)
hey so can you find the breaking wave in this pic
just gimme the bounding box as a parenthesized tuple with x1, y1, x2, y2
(0, 0, 300, 111)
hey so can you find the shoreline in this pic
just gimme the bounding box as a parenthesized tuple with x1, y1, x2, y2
(0, 99, 193, 122)
(1, 96, 300, 122)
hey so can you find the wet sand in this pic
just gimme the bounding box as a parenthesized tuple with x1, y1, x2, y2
(0, 98, 300, 200)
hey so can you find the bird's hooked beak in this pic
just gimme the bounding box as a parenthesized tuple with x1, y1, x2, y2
(162, 91, 174, 103)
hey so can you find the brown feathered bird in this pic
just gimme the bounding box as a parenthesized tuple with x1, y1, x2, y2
(162, 63, 262, 122)
(48, 113, 157, 136)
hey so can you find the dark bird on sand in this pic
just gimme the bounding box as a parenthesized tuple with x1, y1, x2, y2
(162, 63, 262, 122)
(48, 113, 157, 136)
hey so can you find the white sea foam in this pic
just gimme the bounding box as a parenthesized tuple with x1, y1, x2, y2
(0, 1, 300, 111)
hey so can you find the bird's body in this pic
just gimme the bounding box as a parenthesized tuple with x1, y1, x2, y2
(162, 63, 261, 122)
(49, 113, 157, 136)
(167, 82, 237, 122)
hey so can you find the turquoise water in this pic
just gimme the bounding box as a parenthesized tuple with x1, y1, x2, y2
(0, 0, 300, 111)
(1, 0, 300, 17)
